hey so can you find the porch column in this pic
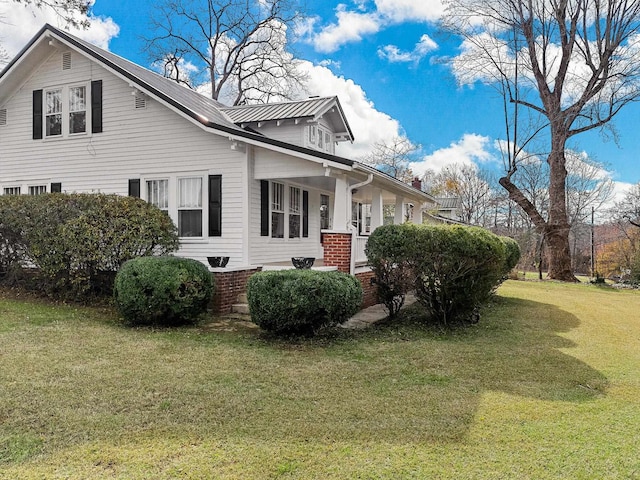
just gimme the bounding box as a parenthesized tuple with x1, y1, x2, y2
(394, 196, 404, 224)
(412, 201, 423, 224)
(333, 174, 350, 231)
(370, 188, 383, 231)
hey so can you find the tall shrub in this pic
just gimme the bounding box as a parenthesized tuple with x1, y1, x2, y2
(410, 225, 506, 325)
(365, 223, 512, 326)
(365, 223, 417, 316)
(0, 193, 179, 298)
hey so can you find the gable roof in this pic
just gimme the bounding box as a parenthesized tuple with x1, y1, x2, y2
(221, 96, 354, 142)
(0, 24, 434, 203)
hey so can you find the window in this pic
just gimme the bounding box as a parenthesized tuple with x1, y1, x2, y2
(68, 86, 87, 134)
(271, 182, 285, 238)
(289, 186, 301, 238)
(42, 85, 88, 138)
(307, 125, 333, 153)
(3, 187, 20, 195)
(28, 185, 47, 195)
(146, 179, 169, 210)
(45, 89, 63, 137)
(320, 194, 331, 230)
(178, 177, 202, 237)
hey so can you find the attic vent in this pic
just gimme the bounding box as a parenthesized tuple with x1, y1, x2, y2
(134, 94, 147, 109)
(62, 52, 72, 70)
(0, 109, 6, 126)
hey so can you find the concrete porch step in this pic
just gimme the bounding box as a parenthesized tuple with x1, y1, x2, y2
(231, 292, 249, 314)
(231, 303, 250, 314)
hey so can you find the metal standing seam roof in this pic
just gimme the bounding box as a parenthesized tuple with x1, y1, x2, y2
(221, 97, 337, 123)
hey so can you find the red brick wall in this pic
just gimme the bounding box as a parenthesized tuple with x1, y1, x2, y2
(355, 270, 378, 308)
(322, 232, 352, 273)
(210, 268, 260, 315)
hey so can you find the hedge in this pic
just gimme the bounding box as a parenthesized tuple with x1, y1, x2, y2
(0, 193, 179, 299)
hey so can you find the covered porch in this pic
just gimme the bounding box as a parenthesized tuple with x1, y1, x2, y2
(253, 153, 435, 274)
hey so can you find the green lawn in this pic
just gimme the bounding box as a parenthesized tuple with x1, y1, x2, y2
(1, 281, 639, 479)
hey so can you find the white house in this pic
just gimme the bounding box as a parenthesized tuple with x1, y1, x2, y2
(0, 24, 435, 312)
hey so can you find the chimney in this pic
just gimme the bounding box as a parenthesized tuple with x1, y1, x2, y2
(412, 177, 422, 191)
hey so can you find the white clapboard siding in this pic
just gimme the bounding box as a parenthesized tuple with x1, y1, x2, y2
(0, 50, 248, 267)
(252, 121, 304, 146)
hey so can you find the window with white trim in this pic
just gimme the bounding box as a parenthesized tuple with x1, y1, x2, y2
(289, 186, 301, 238)
(306, 125, 334, 153)
(146, 179, 169, 211)
(44, 84, 88, 137)
(271, 182, 285, 239)
(68, 86, 87, 134)
(45, 89, 63, 137)
(28, 185, 47, 195)
(178, 177, 203, 237)
(3, 187, 21, 195)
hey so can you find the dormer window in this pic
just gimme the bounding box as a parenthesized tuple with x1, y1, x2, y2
(306, 125, 334, 153)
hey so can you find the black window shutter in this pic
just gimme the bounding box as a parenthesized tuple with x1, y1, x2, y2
(302, 190, 309, 238)
(260, 180, 269, 236)
(33, 90, 43, 140)
(128, 179, 140, 198)
(50, 182, 62, 193)
(91, 80, 103, 133)
(208, 175, 222, 237)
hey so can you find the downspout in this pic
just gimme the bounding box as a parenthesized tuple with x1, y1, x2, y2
(348, 173, 374, 274)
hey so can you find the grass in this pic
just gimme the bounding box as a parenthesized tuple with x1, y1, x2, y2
(0, 281, 639, 479)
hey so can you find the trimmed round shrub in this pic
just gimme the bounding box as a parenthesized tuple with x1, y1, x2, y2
(0, 193, 178, 299)
(246, 269, 363, 335)
(113, 256, 213, 327)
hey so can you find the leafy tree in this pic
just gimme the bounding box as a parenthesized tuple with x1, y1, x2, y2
(144, 0, 307, 105)
(444, 0, 640, 281)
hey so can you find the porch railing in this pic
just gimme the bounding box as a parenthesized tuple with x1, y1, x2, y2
(353, 235, 369, 265)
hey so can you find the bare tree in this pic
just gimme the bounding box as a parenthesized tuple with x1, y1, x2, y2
(615, 182, 640, 228)
(428, 163, 496, 225)
(144, 0, 307, 105)
(360, 136, 419, 184)
(444, 0, 640, 281)
(4, 0, 90, 28)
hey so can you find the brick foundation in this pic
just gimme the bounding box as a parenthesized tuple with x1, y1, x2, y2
(355, 270, 378, 308)
(210, 267, 261, 315)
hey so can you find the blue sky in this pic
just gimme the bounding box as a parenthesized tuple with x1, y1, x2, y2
(2, 0, 639, 201)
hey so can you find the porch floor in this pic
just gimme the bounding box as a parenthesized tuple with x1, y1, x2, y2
(261, 258, 337, 272)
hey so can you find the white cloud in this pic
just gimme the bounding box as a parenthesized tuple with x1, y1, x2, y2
(306, 0, 444, 53)
(299, 60, 403, 158)
(0, 1, 119, 58)
(409, 133, 495, 175)
(378, 34, 438, 63)
(311, 5, 381, 53)
(374, 0, 445, 23)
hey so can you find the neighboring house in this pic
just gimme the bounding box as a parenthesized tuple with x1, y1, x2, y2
(432, 197, 464, 224)
(0, 24, 436, 312)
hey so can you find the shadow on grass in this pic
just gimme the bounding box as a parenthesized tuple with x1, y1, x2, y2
(0, 292, 609, 469)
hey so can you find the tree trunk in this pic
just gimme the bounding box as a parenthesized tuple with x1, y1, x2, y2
(546, 136, 579, 282)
